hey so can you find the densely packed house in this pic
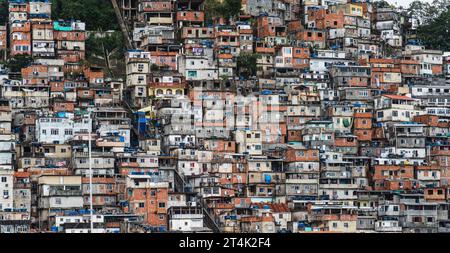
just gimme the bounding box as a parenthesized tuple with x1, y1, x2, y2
(0, 0, 450, 233)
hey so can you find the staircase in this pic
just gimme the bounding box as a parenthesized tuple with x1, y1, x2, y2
(110, 0, 136, 50)
(199, 199, 221, 233)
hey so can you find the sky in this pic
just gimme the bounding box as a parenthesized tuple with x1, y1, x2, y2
(385, 0, 433, 7)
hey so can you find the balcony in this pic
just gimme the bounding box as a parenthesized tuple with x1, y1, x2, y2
(48, 189, 82, 196)
(395, 131, 423, 137)
(404, 222, 438, 228)
(148, 17, 173, 25)
(286, 178, 318, 184)
(140, 2, 173, 12)
(171, 214, 203, 219)
(96, 138, 126, 148)
(375, 225, 402, 232)
(308, 214, 357, 222)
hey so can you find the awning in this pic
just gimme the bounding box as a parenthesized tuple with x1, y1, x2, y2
(138, 106, 153, 113)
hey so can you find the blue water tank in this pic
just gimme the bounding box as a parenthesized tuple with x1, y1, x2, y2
(264, 174, 271, 183)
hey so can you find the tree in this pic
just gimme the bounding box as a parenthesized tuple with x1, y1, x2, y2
(407, 0, 450, 25)
(51, 0, 118, 31)
(6, 55, 33, 73)
(220, 74, 230, 81)
(373, 0, 392, 9)
(86, 31, 125, 76)
(221, 0, 242, 19)
(204, 0, 222, 24)
(0, 0, 8, 25)
(204, 0, 242, 23)
(417, 6, 450, 51)
(237, 53, 259, 79)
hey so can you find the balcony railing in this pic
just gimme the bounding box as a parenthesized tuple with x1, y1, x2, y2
(47, 189, 82, 196)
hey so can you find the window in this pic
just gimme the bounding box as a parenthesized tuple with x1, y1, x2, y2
(1, 177, 6, 183)
(413, 217, 422, 222)
(158, 202, 166, 208)
(51, 129, 59, 135)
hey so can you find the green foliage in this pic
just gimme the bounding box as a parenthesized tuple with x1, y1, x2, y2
(222, 0, 242, 19)
(86, 31, 124, 57)
(0, 0, 8, 25)
(237, 52, 259, 79)
(417, 6, 450, 51)
(220, 74, 230, 80)
(204, 0, 222, 24)
(407, 0, 450, 25)
(5, 55, 33, 73)
(373, 0, 392, 8)
(85, 31, 125, 77)
(51, 0, 118, 31)
(204, 0, 242, 23)
(151, 64, 161, 72)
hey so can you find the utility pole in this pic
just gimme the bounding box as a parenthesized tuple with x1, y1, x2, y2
(88, 110, 94, 232)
